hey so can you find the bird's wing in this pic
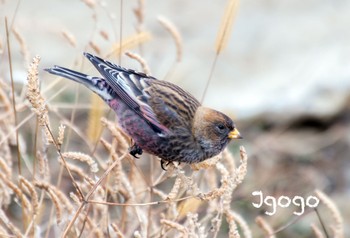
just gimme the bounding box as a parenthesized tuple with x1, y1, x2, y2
(84, 52, 169, 134)
(145, 79, 201, 129)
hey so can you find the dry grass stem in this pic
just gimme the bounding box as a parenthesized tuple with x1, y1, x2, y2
(315, 189, 344, 238)
(34, 182, 63, 224)
(12, 27, 29, 63)
(0, 209, 22, 237)
(0, 156, 12, 178)
(161, 219, 189, 238)
(89, 41, 101, 55)
(62, 152, 99, 173)
(311, 223, 325, 238)
(87, 94, 104, 143)
(61, 30, 77, 47)
(190, 153, 221, 170)
(108, 31, 152, 57)
(157, 16, 182, 62)
(255, 216, 275, 238)
(133, 0, 145, 32)
(81, 0, 96, 9)
(210, 213, 223, 235)
(36, 151, 50, 181)
(26, 56, 54, 143)
(0, 86, 12, 115)
(0, 173, 32, 214)
(125, 51, 151, 74)
(222, 148, 236, 174)
(57, 123, 66, 147)
(224, 210, 241, 238)
(99, 30, 109, 41)
(111, 223, 125, 238)
(167, 173, 182, 200)
(200, 162, 229, 201)
(215, 0, 239, 54)
(19, 176, 39, 216)
(229, 211, 252, 238)
(100, 117, 129, 155)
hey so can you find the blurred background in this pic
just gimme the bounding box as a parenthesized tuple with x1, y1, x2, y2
(1, 0, 349, 236)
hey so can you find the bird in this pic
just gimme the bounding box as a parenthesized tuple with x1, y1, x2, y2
(45, 52, 242, 168)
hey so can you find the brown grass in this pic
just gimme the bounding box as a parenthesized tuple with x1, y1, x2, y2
(157, 16, 183, 62)
(61, 30, 77, 48)
(215, 0, 240, 54)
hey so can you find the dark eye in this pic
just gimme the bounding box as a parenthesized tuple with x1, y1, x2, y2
(216, 124, 225, 131)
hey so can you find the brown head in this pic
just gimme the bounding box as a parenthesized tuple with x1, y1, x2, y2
(192, 106, 242, 159)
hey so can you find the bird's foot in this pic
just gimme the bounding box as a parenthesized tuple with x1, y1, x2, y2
(129, 143, 143, 158)
(160, 160, 173, 171)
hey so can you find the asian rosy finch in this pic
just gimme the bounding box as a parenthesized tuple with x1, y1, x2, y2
(45, 53, 242, 168)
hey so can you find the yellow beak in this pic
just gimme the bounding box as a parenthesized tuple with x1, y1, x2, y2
(228, 128, 242, 139)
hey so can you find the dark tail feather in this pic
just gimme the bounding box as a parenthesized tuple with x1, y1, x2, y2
(45, 65, 94, 86)
(45, 66, 113, 101)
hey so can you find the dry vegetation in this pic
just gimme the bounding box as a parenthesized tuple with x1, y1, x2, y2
(0, 0, 346, 237)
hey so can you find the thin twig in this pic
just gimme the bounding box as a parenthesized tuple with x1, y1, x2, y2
(200, 53, 218, 103)
(62, 152, 128, 237)
(315, 208, 329, 238)
(5, 18, 21, 175)
(5, 17, 26, 230)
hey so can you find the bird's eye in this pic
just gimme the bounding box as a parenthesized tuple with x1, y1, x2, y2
(217, 124, 225, 131)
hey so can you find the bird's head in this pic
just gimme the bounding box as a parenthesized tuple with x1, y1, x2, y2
(193, 107, 242, 158)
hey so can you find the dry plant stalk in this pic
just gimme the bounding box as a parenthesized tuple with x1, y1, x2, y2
(61, 30, 77, 47)
(0, 156, 11, 178)
(201, 146, 247, 202)
(133, 0, 145, 32)
(224, 210, 241, 238)
(108, 31, 152, 57)
(89, 41, 101, 55)
(215, 0, 239, 54)
(26, 55, 53, 144)
(62, 152, 99, 173)
(37, 151, 50, 181)
(190, 152, 221, 170)
(81, 0, 96, 9)
(99, 30, 109, 41)
(12, 27, 29, 63)
(111, 223, 125, 238)
(200, 162, 229, 200)
(311, 223, 325, 238)
(161, 219, 189, 238)
(0, 173, 32, 215)
(57, 123, 66, 147)
(87, 93, 104, 143)
(125, 51, 151, 74)
(229, 211, 252, 238)
(315, 189, 344, 238)
(157, 16, 183, 62)
(34, 182, 63, 224)
(100, 117, 129, 155)
(0, 210, 22, 237)
(19, 176, 39, 216)
(255, 216, 276, 238)
(0, 86, 12, 114)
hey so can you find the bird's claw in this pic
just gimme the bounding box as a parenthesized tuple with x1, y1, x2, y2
(160, 160, 172, 171)
(129, 144, 143, 158)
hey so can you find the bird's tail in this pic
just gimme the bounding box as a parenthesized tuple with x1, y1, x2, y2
(45, 66, 113, 101)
